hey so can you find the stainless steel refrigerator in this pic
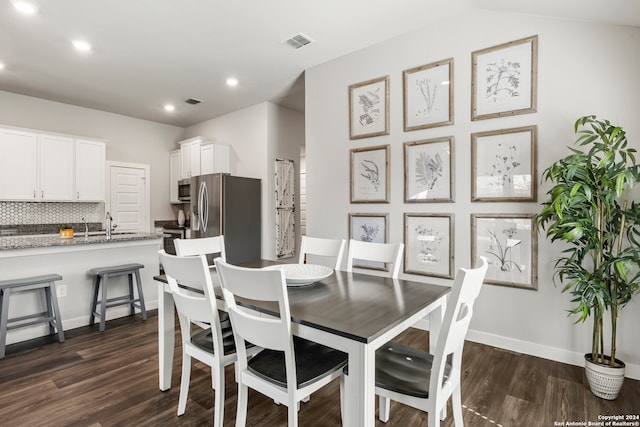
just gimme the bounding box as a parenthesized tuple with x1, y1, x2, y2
(190, 173, 261, 264)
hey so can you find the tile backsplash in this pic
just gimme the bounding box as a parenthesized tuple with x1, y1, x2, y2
(0, 201, 104, 225)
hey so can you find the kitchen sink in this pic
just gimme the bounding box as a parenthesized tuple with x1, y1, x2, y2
(86, 231, 138, 236)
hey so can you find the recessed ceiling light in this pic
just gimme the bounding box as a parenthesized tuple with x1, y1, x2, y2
(164, 104, 175, 112)
(72, 40, 92, 52)
(226, 78, 239, 87)
(441, 80, 450, 85)
(13, 1, 37, 14)
(0, 63, 5, 71)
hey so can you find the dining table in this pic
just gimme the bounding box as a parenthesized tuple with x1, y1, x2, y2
(154, 260, 450, 427)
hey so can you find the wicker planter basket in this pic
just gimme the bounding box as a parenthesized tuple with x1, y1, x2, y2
(584, 354, 625, 400)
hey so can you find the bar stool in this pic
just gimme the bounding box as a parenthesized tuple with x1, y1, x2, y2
(0, 274, 65, 359)
(88, 263, 147, 332)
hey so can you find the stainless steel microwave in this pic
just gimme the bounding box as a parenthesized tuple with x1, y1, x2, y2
(178, 179, 190, 201)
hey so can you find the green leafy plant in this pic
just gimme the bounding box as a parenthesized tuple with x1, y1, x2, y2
(536, 115, 640, 367)
(57, 224, 73, 230)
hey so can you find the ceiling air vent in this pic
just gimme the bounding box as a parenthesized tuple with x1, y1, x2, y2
(282, 33, 314, 50)
(184, 98, 203, 105)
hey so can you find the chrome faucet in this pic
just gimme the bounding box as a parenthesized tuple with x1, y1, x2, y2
(105, 212, 113, 238)
(82, 216, 88, 239)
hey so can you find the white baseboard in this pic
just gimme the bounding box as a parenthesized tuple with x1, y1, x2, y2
(5, 300, 159, 346)
(465, 329, 640, 381)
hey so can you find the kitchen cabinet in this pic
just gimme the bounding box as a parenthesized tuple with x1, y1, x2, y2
(0, 125, 106, 202)
(200, 142, 230, 175)
(169, 149, 181, 204)
(180, 137, 204, 179)
(0, 128, 38, 200)
(39, 134, 75, 201)
(75, 139, 106, 201)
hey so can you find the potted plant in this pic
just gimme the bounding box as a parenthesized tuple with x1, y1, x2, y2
(536, 115, 640, 399)
(58, 224, 74, 238)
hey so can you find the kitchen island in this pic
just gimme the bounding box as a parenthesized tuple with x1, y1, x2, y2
(0, 232, 162, 346)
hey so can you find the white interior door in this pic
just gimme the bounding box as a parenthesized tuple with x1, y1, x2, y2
(108, 163, 150, 232)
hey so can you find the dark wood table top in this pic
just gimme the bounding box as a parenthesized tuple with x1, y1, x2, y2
(155, 261, 450, 344)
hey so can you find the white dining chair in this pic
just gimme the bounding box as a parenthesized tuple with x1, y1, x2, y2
(298, 236, 346, 270)
(367, 256, 488, 426)
(215, 258, 348, 427)
(174, 235, 226, 266)
(159, 250, 260, 426)
(345, 239, 404, 278)
(174, 235, 230, 327)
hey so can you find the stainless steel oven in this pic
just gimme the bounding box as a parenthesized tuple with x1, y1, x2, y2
(178, 179, 190, 202)
(162, 228, 185, 255)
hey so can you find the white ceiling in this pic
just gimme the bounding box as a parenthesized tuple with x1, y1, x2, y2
(1, 0, 638, 128)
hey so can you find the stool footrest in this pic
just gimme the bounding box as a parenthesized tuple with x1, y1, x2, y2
(7, 316, 57, 330)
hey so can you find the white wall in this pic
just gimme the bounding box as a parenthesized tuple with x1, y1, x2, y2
(305, 11, 640, 378)
(184, 102, 304, 260)
(0, 91, 183, 225)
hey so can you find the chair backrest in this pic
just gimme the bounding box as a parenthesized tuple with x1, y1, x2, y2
(159, 250, 226, 355)
(174, 236, 226, 266)
(346, 239, 404, 278)
(298, 236, 346, 270)
(429, 256, 488, 398)
(215, 258, 299, 390)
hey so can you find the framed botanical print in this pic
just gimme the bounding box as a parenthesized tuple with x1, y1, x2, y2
(403, 58, 454, 131)
(404, 136, 454, 203)
(349, 213, 389, 271)
(349, 76, 390, 139)
(350, 145, 390, 203)
(471, 125, 537, 202)
(471, 35, 538, 120)
(404, 213, 454, 278)
(471, 213, 538, 290)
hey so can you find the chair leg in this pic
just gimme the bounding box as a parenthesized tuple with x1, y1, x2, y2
(44, 286, 55, 335)
(99, 275, 108, 332)
(89, 275, 100, 326)
(235, 383, 249, 427)
(339, 375, 345, 424)
(213, 366, 225, 427)
(379, 395, 391, 422)
(127, 273, 135, 316)
(428, 409, 439, 427)
(49, 282, 65, 343)
(452, 385, 464, 427)
(0, 288, 10, 359)
(288, 404, 298, 427)
(134, 269, 147, 320)
(177, 353, 192, 416)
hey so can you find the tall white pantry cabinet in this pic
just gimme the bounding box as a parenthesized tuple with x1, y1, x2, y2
(0, 126, 106, 202)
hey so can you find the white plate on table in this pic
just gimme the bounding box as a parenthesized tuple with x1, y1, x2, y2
(264, 264, 333, 287)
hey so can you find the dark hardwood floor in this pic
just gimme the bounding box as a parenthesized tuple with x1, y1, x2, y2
(1, 311, 638, 426)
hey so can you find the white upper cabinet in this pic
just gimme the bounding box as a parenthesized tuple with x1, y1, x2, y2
(200, 143, 230, 175)
(180, 137, 203, 179)
(75, 139, 106, 201)
(169, 149, 181, 204)
(39, 134, 75, 201)
(0, 128, 38, 200)
(0, 125, 106, 202)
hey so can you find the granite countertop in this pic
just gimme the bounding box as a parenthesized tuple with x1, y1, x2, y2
(0, 232, 162, 251)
